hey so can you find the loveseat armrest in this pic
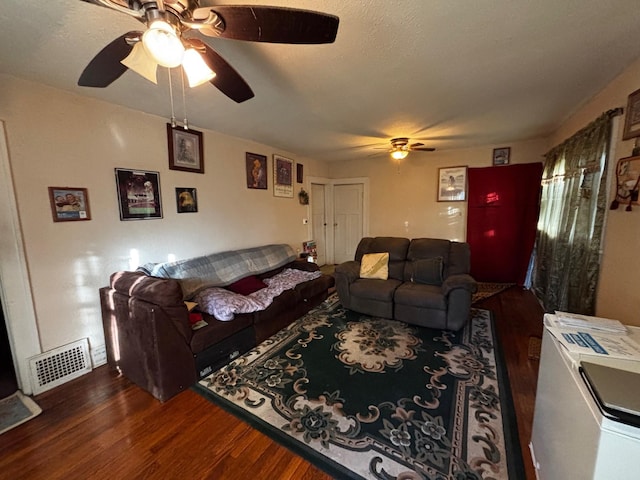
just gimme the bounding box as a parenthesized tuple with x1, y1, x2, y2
(442, 274, 477, 297)
(335, 261, 360, 283)
(334, 261, 361, 309)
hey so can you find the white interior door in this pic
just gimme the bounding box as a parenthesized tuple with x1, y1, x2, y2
(333, 183, 364, 264)
(310, 183, 327, 266)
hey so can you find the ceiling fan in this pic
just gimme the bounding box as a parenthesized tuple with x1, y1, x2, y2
(77, 0, 339, 103)
(381, 138, 436, 160)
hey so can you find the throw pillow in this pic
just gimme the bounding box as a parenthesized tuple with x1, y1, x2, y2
(412, 257, 444, 285)
(226, 275, 267, 295)
(360, 252, 389, 280)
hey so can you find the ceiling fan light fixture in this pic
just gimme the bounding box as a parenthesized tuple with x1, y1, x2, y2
(121, 42, 158, 84)
(183, 48, 216, 87)
(142, 20, 184, 68)
(391, 149, 409, 160)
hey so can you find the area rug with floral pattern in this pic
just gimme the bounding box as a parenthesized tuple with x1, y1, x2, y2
(195, 295, 524, 479)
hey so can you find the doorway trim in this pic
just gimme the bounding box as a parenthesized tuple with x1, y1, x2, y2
(0, 120, 41, 394)
(307, 176, 369, 265)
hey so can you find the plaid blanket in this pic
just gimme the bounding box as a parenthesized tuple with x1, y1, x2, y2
(139, 244, 297, 299)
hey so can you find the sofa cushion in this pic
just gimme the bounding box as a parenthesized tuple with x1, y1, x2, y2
(226, 275, 267, 295)
(295, 274, 335, 300)
(412, 257, 444, 285)
(190, 312, 253, 354)
(360, 252, 389, 280)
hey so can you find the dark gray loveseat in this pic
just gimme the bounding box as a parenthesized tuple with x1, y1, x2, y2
(334, 237, 477, 331)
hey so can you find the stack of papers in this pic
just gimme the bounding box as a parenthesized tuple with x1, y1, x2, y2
(545, 312, 640, 362)
(553, 311, 627, 334)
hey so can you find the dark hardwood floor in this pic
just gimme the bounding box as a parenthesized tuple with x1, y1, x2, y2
(0, 287, 543, 479)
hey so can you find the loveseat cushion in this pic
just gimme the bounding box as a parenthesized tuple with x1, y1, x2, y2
(355, 237, 409, 280)
(350, 278, 402, 302)
(411, 257, 444, 285)
(394, 282, 447, 310)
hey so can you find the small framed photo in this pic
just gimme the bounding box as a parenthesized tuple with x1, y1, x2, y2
(623, 88, 640, 140)
(273, 154, 294, 198)
(167, 124, 204, 173)
(437, 166, 467, 202)
(176, 188, 198, 213)
(246, 152, 267, 189)
(115, 168, 163, 220)
(48, 187, 91, 222)
(297, 163, 304, 183)
(492, 147, 511, 165)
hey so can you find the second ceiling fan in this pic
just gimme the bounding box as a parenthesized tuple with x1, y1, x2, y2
(78, 0, 340, 103)
(384, 137, 436, 160)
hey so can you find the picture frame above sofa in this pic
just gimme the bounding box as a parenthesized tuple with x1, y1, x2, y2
(273, 154, 294, 198)
(48, 186, 91, 222)
(167, 123, 204, 174)
(115, 168, 163, 220)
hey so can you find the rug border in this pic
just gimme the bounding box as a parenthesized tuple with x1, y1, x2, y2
(192, 382, 365, 479)
(486, 310, 526, 479)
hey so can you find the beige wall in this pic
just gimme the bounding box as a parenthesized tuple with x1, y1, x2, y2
(0, 75, 327, 362)
(552, 57, 640, 326)
(328, 138, 548, 241)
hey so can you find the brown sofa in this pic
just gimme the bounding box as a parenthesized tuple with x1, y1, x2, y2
(99, 245, 334, 402)
(334, 237, 476, 331)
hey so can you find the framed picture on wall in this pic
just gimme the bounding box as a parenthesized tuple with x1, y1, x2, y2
(48, 187, 91, 222)
(167, 124, 204, 173)
(492, 147, 511, 165)
(115, 168, 163, 220)
(246, 152, 268, 189)
(437, 166, 467, 202)
(175, 187, 198, 213)
(623, 88, 640, 140)
(273, 154, 294, 198)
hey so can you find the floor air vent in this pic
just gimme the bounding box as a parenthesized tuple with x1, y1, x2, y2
(29, 339, 92, 395)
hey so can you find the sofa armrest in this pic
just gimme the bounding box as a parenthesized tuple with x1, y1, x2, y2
(442, 274, 477, 297)
(287, 259, 320, 272)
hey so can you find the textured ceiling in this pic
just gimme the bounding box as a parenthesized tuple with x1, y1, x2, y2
(2, 0, 640, 162)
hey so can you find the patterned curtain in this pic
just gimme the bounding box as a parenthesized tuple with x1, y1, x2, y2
(532, 111, 616, 314)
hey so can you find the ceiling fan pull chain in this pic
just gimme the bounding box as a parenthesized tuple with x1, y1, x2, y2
(168, 68, 177, 128)
(181, 69, 189, 130)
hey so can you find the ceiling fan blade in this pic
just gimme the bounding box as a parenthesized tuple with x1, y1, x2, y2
(187, 39, 254, 103)
(79, 0, 145, 20)
(194, 6, 339, 44)
(78, 32, 142, 87)
(410, 147, 436, 152)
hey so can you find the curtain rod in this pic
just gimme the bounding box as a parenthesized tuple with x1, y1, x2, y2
(607, 107, 624, 117)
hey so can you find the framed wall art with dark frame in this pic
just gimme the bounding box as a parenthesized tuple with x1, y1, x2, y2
(297, 163, 304, 183)
(246, 152, 268, 189)
(273, 154, 294, 198)
(492, 147, 511, 166)
(48, 187, 91, 222)
(176, 187, 198, 213)
(167, 123, 204, 173)
(437, 166, 467, 202)
(115, 168, 163, 220)
(623, 88, 640, 140)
